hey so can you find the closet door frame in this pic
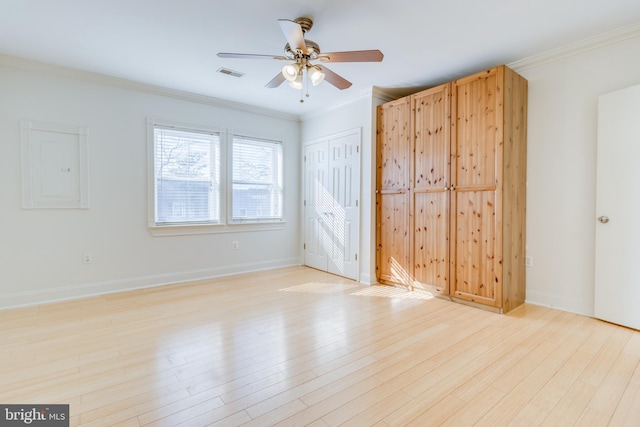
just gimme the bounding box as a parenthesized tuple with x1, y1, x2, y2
(303, 129, 361, 281)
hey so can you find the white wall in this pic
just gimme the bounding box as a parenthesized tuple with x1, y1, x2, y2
(0, 59, 301, 309)
(516, 32, 640, 315)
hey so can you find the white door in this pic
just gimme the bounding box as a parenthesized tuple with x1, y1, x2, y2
(304, 130, 360, 280)
(304, 141, 329, 271)
(595, 84, 640, 330)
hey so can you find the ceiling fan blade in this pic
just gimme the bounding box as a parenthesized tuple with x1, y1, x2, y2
(265, 72, 286, 88)
(317, 65, 352, 90)
(218, 52, 287, 60)
(278, 19, 307, 55)
(317, 50, 384, 63)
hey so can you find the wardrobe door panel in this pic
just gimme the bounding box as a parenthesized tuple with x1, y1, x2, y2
(413, 191, 449, 293)
(414, 85, 450, 191)
(378, 98, 411, 192)
(377, 192, 411, 285)
(451, 190, 500, 306)
(452, 68, 500, 189)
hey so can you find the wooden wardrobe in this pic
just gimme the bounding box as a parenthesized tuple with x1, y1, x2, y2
(376, 65, 527, 313)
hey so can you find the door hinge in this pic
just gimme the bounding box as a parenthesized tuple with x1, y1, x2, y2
(304, 243, 306, 250)
(355, 253, 358, 261)
(304, 200, 306, 207)
(356, 200, 358, 207)
(356, 146, 359, 153)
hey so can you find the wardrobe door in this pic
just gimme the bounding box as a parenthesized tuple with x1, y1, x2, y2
(376, 97, 411, 286)
(412, 84, 451, 294)
(450, 67, 503, 307)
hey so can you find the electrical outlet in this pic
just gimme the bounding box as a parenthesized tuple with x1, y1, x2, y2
(232, 241, 239, 250)
(83, 254, 93, 264)
(525, 256, 533, 268)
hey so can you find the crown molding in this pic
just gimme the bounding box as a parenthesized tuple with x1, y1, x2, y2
(299, 87, 374, 121)
(299, 85, 415, 121)
(372, 86, 403, 102)
(509, 21, 640, 72)
(0, 54, 300, 122)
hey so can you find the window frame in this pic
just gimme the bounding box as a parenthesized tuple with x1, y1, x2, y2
(147, 118, 285, 237)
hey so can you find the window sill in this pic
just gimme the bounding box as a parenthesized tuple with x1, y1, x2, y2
(148, 221, 286, 237)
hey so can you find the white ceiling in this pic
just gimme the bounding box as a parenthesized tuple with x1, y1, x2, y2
(1, 0, 640, 116)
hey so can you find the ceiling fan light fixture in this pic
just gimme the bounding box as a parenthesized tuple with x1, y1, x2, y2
(218, 17, 384, 102)
(282, 63, 300, 82)
(308, 66, 325, 86)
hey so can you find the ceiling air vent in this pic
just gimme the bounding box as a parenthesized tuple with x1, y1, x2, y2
(216, 67, 245, 78)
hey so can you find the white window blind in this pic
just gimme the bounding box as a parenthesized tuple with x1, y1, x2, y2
(231, 136, 283, 222)
(154, 126, 220, 225)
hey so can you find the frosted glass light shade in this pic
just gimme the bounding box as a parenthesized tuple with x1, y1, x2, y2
(282, 64, 299, 82)
(308, 67, 325, 86)
(289, 74, 303, 89)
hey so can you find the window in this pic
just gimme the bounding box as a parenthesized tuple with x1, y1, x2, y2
(153, 125, 220, 225)
(231, 135, 283, 223)
(148, 119, 285, 234)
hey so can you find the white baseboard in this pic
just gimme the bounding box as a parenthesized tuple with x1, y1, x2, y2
(0, 258, 301, 310)
(358, 273, 376, 285)
(525, 289, 594, 317)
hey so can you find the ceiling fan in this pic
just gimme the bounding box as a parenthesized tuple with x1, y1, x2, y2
(217, 17, 383, 102)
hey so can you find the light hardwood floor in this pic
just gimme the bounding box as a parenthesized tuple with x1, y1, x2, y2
(1, 266, 639, 426)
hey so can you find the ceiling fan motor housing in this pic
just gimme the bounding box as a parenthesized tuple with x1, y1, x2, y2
(294, 17, 313, 33)
(285, 40, 320, 58)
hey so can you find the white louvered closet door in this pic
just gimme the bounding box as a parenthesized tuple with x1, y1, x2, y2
(304, 130, 360, 280)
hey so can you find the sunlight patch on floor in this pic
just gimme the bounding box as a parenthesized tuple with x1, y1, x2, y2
(279, 282, 361, 294)
(350, 286, 435, 300)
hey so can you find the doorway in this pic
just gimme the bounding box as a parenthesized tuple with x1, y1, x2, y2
(303, 129, 360, 280)
(595, 83, 640, 330)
